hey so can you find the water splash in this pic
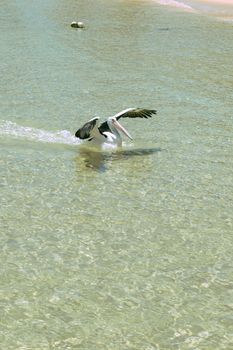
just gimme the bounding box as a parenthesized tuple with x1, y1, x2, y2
(0, 120, 81, 146)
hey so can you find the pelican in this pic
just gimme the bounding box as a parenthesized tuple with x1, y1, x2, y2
(75, 108, 157, 149)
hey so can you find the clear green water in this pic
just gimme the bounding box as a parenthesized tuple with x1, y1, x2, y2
(1, 0, 233, 349)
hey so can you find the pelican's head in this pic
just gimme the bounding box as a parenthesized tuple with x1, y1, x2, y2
(109, 117, 133, 140)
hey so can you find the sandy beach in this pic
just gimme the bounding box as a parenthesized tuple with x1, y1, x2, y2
(156, 0, 233, 19)
(189, 0, 233, 8)
(201, 0, 233, 4)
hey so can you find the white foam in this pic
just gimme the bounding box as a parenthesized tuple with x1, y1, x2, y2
(155, 0, 195, 11)
(0, 120, 81, 146)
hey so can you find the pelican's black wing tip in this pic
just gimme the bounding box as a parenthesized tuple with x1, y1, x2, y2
(145, 109, 157, 117)
(115, 108, 157, 120)
(136, 108, 157, 118)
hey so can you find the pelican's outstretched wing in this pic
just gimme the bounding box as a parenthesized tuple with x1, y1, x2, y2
(114, 108, 157, 120)
(75, 117, 100, 139)
(98, 108, 157, 134)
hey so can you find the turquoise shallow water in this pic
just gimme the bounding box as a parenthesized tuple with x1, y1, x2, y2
(1, 0, 233, 349)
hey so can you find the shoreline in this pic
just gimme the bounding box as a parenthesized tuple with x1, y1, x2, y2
(154, 0, 233, 20)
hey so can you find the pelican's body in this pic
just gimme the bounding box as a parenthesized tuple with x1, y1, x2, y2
(75, 108, 157, 149)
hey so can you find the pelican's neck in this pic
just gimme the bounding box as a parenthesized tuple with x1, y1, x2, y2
(107, 119, 122, 144)
(109, 123, 120, 137)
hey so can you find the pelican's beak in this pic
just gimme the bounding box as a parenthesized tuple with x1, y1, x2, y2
(113, 119, 133, 140)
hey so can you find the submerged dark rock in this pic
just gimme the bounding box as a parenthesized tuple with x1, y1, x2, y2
(158, 27, 170, 31)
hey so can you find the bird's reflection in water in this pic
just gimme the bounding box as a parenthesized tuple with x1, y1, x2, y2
(77, 147, 162, 172)
(79, 148, 107, 172)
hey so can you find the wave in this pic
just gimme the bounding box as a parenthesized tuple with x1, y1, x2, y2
(155, 0, 195, 11)
(0, 120, 81, 146)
